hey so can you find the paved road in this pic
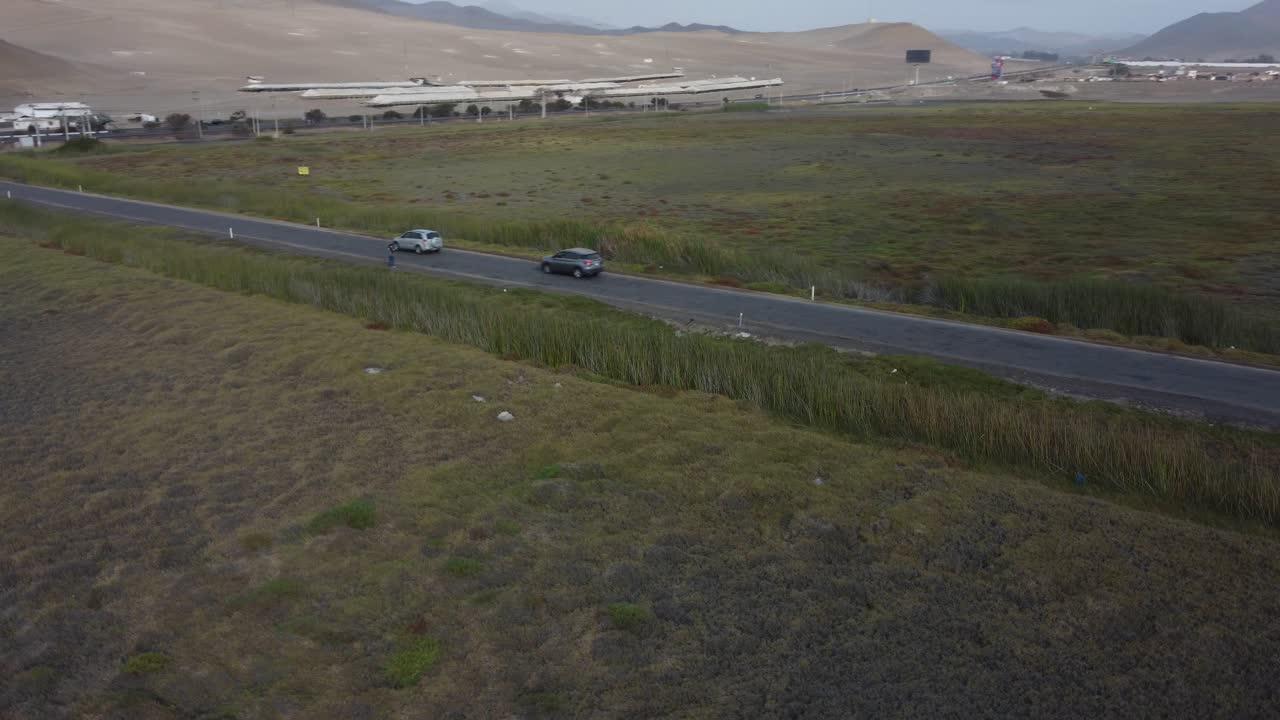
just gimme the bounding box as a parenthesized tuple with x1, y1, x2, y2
(5, 179, 1279, 428)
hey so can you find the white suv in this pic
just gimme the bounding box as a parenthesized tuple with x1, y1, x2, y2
(389, 229, 444, 254)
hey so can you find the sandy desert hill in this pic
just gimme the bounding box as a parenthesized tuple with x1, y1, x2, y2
(1123, 0, 1280, 60)
(0, 39, 109, 99)
(0, 0, 988, 116)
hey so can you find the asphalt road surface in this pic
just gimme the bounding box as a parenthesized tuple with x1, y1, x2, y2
(5, 179, 1279, 429)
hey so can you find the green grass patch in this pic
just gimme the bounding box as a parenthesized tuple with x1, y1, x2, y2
(385, 637, 441, 688)
(444, 557, 483, 577)
(4, 203, 1278, 523)
(4, 226, 1280, 718)
(123, 653, 170, 675)
(865, 355, 1045, 401)
(16, 665, 58, 695)
(606, 602, 652, 631)
(4, 103, 1279, 352)
(937, 278, 1275, 352)
(51, 137, 107, 155)
(306, 499, 376, 533)
(520, 691, 568, 714)
(228, 578, 306, 610)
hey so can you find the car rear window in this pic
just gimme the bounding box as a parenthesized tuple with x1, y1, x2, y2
(427, 232, 440, 239)
(584, 253, 601, 260)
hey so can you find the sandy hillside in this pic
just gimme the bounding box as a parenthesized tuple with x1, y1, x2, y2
(1122, 0, 1280, 60)
(1, 0, 988, 116)
(0, 39, 109, 100)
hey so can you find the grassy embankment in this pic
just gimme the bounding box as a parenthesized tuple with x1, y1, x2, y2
(2, 200, 1276, 525)
(5, 224, 1280, 718)
(2, 102, 1278, 353)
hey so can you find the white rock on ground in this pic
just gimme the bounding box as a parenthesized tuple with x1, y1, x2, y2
(497, 411, 515, 422)
(472, 395, 487, 403)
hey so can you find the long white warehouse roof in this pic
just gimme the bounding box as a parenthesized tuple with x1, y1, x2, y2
(454, 78, 572, 87)
(365, 77, 784, 107)
(12, 102, 96, 118)
(301, 85, 477, 99)
(240, 81, 425, 92)
(301, 82, 625, 99)
(242, 70, 688, 94)
(1116, 60, 1280, 69)
(597, 77, 783, 99)
(541, 82, 624, 92)
(580, 71, 686, 83)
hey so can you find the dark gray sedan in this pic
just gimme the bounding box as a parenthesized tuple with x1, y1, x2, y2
(541, 248, 604, 278)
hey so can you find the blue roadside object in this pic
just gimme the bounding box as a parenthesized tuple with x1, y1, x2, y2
(1074, 472, 1087, 487)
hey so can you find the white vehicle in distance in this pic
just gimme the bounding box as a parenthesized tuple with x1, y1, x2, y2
(388, 229, 444, 254)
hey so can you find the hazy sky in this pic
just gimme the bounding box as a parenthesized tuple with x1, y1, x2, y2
(469, 0, 1256, 34)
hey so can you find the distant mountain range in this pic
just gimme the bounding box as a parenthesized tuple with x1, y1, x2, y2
(329, 0, 741, 35)
(478, 0, 614, 30)
(1121, 0, 1280, 60)
(940, 27, 1144, 56)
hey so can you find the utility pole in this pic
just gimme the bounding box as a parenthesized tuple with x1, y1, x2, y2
(193, 91, 203, 140)
(419, 104, 424, 126)
(541, 91, 546, 119)
(61, 107, 69, 142)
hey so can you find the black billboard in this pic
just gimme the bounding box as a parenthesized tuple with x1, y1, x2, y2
(905, 50, 932, 64)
